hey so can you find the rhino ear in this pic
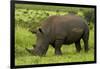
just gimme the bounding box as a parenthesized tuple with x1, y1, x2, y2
(38, 28, 44, 34)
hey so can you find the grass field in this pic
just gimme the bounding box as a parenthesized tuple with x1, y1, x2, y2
(15, 26, 95, 66)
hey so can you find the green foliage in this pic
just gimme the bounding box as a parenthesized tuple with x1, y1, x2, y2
(15, 9, 67, 29)
(89, 22, 94, 30)
(15, 4, 95, 30)
(82, 8, 95, 23)
(15, 26, 36, 57)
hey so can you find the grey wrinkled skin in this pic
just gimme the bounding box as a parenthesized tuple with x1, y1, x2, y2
(26, 14, 89, 56)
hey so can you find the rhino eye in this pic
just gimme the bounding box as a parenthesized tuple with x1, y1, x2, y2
(38, 28, 43, 33)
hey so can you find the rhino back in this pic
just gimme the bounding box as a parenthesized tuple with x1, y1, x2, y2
(41, 15, 88, 43)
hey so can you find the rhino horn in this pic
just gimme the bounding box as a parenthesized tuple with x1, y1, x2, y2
(25, 48, 34, 54)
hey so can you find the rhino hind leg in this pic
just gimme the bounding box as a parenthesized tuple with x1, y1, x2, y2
(54, 40, 63, 55)
(82, 31, 89, 52)
(75, 40, 81, 52)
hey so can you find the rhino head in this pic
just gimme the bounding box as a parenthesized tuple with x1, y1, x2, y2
(26, 28, 49, 56)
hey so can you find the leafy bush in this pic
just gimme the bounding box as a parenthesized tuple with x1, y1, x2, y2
(81, 8, 95, 24)
(15, 6, 94, 30)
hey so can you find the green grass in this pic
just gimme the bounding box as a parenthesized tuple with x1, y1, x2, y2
(15, 4, 80, 12)
(15, 26, 95, 66)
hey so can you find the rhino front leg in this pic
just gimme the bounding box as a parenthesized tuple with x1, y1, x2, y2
(54, 40, 63, 55)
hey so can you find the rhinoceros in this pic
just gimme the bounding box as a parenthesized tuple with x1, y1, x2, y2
(26, 14, 89, 56)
